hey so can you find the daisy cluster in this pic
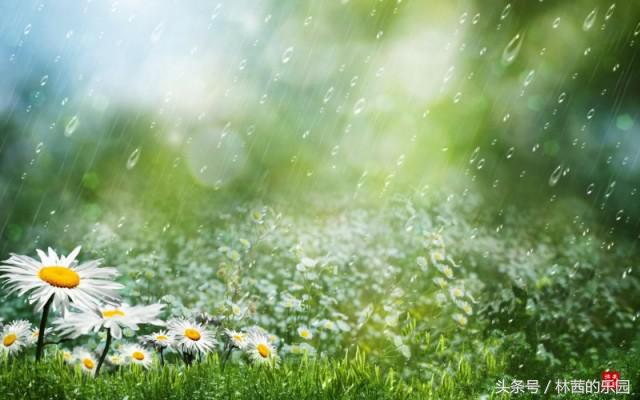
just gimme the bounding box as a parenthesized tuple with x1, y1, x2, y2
(27, 195, 486, 379)
(0, 247, 283, 376)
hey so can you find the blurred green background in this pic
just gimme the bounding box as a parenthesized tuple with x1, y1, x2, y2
(0, 0, 639, 253)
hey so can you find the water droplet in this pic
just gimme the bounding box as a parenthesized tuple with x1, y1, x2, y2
(476, 158, 486, 170)
(549, 164, 563, 186)
(150, 22, 165, 43)
(500, 4, 511, 20)
(557, 92, 567, 103)
(583, 9, 598, 31)
(586, 183, 595, 195)
(552, 17, 561, 29)
(64, 115, 79, 137)
(604, 181, 616, 198)
(502, 33, 524, 65)
(612, 63, 620, 72)
(634, 21, 640, 36)
(472, 13, 481, 24)
(126, 148, 141, 170)
(586, 108, 596, 120)
(281, 46, 294, 64)
(304, 16, 313, 26)
(323, 87, 335, 103)
(523, 70, 535, 87)
(506, 147, 515, 159)
(604, 3, 615, 20)
(353, 98, 366, 115)
(40, 75, 48, 86)
(23, 24, 32, 35)
(469, 147, 480, 164)
(35, 142, 44, 154)
(443, 66, 455, 83)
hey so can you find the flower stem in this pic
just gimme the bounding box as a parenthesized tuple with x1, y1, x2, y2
(159, 348, 165, 367)
(220, 344, 233, 372)
(95, 328, 112, 377)
(35, 295, 54, 362)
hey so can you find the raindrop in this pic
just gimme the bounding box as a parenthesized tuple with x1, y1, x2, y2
(40, 75, 48, 86)
(557, 92, 567, 103)
(586, 183, 595, 195)
(583, 9, 597, 31)
(502, 33, 524, 65)
(304, 16, 313, 26)
(24, 24, 32, 35)
(126, 148, 142, 170)
(64, 115, 79, 137)
(500, 4, 511, 20)
(353, 98, 366, 115)
(549, 164, 563, 186)
(552, 17, 561, 29)
(604, 3, 615, 20)
(323, 87, 335, 103)
(612, 63, 620, 72)
(615, 209, 624, 221)
(477, 158, 486, 170)
(472, 13, 481, 24)
(604, 181, 616, 198)
(523, 70, 535, 87)
(506, 147, 515, 159)
(150, 22, 165, 43)
(281, 46, 294, 64)
(443, 66, 455, 83)
(238, 59, 247, 70)
(35, 142, 44, 154)
(453, 92, 462, 103)
(586, 108, 596, 120)
(469, 147, 480, 164)
(634, 21, 640, 36)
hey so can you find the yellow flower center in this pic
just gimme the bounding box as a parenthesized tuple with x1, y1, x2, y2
(102, 309, 125, 318)
(83, 358, 94, 369)
(3, 333, 17, 347)
(39, 266, 80, 288)
(300, 330, 309, 338)
(233, 334, 243, 342)
(184, 328, 201, 341)
(132, 351, 145, 361)
(257, 343, 270, 358)
(156, 335, 168, 341)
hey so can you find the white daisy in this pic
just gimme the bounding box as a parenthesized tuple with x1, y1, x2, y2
(74, 349, 97, 375)
(224, 329, 247, 349)
(60, 348, 75, 364)
(452, 313, 468, 327)
(107, 353, 126, 366)
(122, 344, 152, 369)
(167, 319, 216, 355)
(297, 326, 313, 340)
(0, 246, 122, 314)
(54, 302, 164, 340)
(0, 320, 31, 356)
(27, 327, 52, 345)
(245, 331, 279, 367)
(143, 330, 173, 349)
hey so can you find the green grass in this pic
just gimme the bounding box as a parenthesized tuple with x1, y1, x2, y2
(0, 349, 506, 400)
(3, 341, 639, 399)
